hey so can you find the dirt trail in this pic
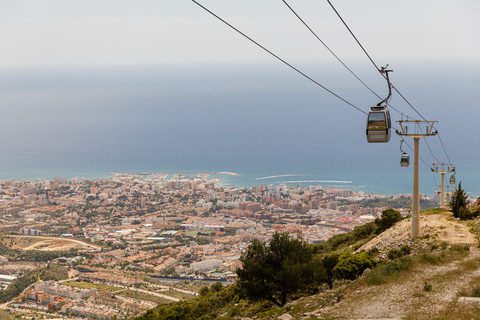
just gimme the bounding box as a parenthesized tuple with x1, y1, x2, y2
(321, 213, 480, 319)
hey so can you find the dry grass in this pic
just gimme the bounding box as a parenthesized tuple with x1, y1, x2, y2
(404, 301, 480, 320)
(63, 280, 124, 292)
(319, 213, 480, 320)
(119, 290, 171, 305)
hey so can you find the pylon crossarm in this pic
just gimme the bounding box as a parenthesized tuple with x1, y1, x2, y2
(396, 120, 438, 137)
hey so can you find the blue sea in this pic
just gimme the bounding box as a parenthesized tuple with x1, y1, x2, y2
(0, 62, 479, 198)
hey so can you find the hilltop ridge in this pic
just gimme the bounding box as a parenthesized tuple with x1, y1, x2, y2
(133, 209, 480, 320)
(291, 210, 480, 320)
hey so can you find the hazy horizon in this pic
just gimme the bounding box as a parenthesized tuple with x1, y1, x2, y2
(0, 1, 479, 197)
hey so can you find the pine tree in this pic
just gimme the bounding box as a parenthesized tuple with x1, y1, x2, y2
(449, 182, 468, 218)
(237, 232, 313, 307)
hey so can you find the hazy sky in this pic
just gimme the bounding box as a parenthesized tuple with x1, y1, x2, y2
(0, 0, 479, 68)
(0, 1, 479, 195)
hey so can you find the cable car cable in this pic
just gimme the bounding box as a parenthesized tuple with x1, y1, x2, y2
(192, 0, 367, 115)
(327, 0, 454, 166)
(282, 1, 418, 129)
(437, 133, 452, 164)
(282, 0, 420, 129)
(423, 137, 440, 163)
(193, 0, 452, 170)
(326, 0, 380, 71)
(431, 170, 438, 191)
(326, 0, 434, 125)
(417, 122, 451, 165)
(281, 0, 382, 101)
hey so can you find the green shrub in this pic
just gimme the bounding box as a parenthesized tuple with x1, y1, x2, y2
(387, 249, 401, 260)
(333, 252, 375, 280)
(450, 245, 470, 252)
(421, 253, 439, 264)
(387, 246, 411, 260)
(374, 209, 402, 233)
(312, 222, 376, 254)
(400, 245, 411, 255)
(228, 307, 241, 317)
(457, 207, 479, 220)
(199, 286, 211, 297)
(424, 282, 432, 292)
(211, 282, 223, 293)
(472, 285, 480, 298)
(367, 247, 379, 256)
(382, 257, 412, 276)
(365, 271, 386, 286)
(365, 257, 411, 286)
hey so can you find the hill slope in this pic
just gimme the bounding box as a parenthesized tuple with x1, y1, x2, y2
(300, 211, 480, 320)
(134, 210, 480, 320)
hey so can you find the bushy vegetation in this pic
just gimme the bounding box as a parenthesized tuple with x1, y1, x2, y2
(423, 282, 433, 292)
(472, 285, 480, 298)
(365, 256, 413, 286)
(358, 196, 436, 211)
(133, 208, 406, 319)
(237, 232, 314, 307)
(134, 284, 250, 320)
(313, 208, 402, 254)
(449, 182, 480, 220)
(387, 245, 411, 260)
(374, 209, 402, 233)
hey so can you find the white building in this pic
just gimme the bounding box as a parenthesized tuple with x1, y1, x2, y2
(189, 259, 222, 272)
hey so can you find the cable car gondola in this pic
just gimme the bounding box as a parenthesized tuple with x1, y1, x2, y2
(366, 106, 391, 143)
(401, 152, 409, 167)
(366, 66, 393, 143)
(399, 140, 409, 167)
(449, 167, 456, 185)
(449, 175, 455, 185)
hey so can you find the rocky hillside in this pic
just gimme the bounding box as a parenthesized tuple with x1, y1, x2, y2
(287, 211, 480, 320)
(134, 210, 480, 320)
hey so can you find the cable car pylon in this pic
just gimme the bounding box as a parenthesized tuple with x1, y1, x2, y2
(431, 163, 455, 208)
(396, 120, 438, 238)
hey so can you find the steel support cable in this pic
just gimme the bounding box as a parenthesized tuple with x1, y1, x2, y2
(431, 170, 438, 191)
(423, 137, 441, 163)
(417, 121, 450, 165)
(325, 0, 428, 123)
(327, 0, 453, 167)
(281, 0, 382, 101)
(402, 123, 440, 167)
(192, 0, 366, 115)
(437, 133, 452, 164)
(326, 0, 379, 70)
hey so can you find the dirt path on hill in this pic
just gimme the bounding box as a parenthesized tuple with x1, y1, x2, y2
(319, 213, 480, 320)
(424, 214, 477, 245)
(324, 248, 480, 319)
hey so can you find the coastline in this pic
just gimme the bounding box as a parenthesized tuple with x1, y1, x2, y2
(1, 168, 477, 199)
(108, 171, 239, 176)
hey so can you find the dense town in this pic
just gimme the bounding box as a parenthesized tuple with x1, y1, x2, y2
(0, 173, 437, 319)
